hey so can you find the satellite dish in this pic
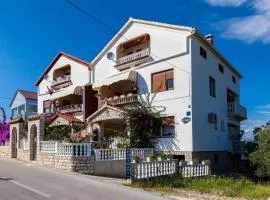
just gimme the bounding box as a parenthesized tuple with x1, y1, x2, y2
(107, 52, 115, 61)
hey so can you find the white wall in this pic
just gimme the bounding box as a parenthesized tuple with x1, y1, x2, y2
(191, 37, 241, 151)
(93, 22, 194, 152)
(37, 56, 90, 113)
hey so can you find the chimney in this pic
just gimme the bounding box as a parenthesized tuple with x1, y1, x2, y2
(205, 34, 214, 45)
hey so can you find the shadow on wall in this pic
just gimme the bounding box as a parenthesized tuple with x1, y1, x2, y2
(156, 137, 181, 152)
(137, 72, 149, 94)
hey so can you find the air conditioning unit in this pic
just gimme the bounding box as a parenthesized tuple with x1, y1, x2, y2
(208, 113, 217, 124)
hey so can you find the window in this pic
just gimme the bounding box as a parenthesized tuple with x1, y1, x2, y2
(161, 116, 175, 137)
(219, 64, 224, 73)
(208, 113, 218, 129)
(200, 46, 207, 59)
(232, 76, 236, 84)
(166, 78, 174, 90)
(221, 121, 225, 131)
(209, 76, 216, 97)
(153, 116, 175, 137)
(152, 69, 174, 93)
(43, 100, 51, 113)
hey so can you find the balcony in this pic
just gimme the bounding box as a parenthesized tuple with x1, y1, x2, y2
(54, 104, 82, 114)
(52, 75, 72, 90)
(228, 140, 245, 154)
(227, 102, 247, 120)
(100, 94, 138, 107)
(115, 48, 150, 70)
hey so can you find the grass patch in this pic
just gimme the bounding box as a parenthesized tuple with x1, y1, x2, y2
(130, 175, 270, 199)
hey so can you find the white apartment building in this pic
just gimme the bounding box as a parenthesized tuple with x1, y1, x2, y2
(35, 52, 97, 123)
(86, 18, 247, 171)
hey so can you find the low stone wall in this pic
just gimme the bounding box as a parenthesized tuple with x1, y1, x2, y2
(38, 153, 95, 174)
(0, 146, 10, 158)
(95, 160, 125, 178)
(17, 149, 29, 161)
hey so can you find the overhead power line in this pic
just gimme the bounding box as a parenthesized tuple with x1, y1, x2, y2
(64, 0, 191, 75)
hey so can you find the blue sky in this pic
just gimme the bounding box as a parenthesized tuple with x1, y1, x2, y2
(0, 0, 269, 133)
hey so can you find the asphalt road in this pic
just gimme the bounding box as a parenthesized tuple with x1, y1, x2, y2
(0, 157, 171, 200)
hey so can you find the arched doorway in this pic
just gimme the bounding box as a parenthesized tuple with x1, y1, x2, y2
(29, 125, 37, 160)
(11, 127, 17, 158)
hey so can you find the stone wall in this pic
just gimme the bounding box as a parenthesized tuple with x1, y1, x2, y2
(0, 146, 11, 158)
(17, 149, 29, 161)
(38, 153, 95, 174)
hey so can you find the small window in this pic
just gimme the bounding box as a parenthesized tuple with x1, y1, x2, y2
(161, 116, 175, 137)
(219, 64, 224, 73)
(127, 52, 133, 55)
(200, 46, 207, 59)
(152, 69, 174, 93)
(232, 76, 236, 84)
(166, 78, 174, 90)
(153, 116, 175, 137)
(136, 49, 142, 52)
(209, 76, 216, 97)
(221, 121, 225, 131)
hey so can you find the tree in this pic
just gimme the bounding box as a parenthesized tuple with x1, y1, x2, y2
(122, 93, 166, 148)
(250, 127, 270, 178)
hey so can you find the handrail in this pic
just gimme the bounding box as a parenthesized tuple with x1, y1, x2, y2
(116, 48, 150, 65)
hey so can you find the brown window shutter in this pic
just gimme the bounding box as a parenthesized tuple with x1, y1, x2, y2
(152, 72, 166, 92)
(165, 70, 174, 80)
(162, 116, 175, 126)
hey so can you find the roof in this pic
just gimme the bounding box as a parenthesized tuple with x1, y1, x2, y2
(87, 104, 124, 122)
(19, 90, 37, 100)
(90, 17, 242, 78)
(35, 51, 91, 86)
(10, 90, 37, 107)
(51, 113, 82, 124)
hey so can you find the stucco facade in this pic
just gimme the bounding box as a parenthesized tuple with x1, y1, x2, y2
(89, 18, 246, 165)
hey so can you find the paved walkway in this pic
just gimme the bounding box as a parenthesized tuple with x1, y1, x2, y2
(0, 157, 172, 200)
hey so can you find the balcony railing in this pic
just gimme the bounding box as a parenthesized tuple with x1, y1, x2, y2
(228, 140, 245, 153)
(100, 94, 138, 107)
(52, 75, 71, 89)
(228, 102, 247, 120)
(116, 48, 150, 66)
(54, 104, 83, 113)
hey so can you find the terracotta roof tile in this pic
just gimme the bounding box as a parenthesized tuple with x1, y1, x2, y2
(52, 113, 82, 123)
(27, 114, 41, 121)
(18, 90, 37, 100)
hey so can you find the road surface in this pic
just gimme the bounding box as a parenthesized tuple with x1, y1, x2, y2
(0, 157, 171, 200)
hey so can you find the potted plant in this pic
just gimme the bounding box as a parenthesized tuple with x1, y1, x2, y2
(202, 160, 210, 165)
(193, 159, 199, 165)
(150, 154, 158, 161)
(133, 155, 141, 164)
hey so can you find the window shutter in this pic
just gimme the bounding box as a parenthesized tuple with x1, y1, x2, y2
(165, 70, 174, 80)
(152, 72, 166, 92)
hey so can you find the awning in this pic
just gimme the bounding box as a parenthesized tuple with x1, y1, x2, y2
(92, 70, 137, 90)
(51, 85, 83, 99)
